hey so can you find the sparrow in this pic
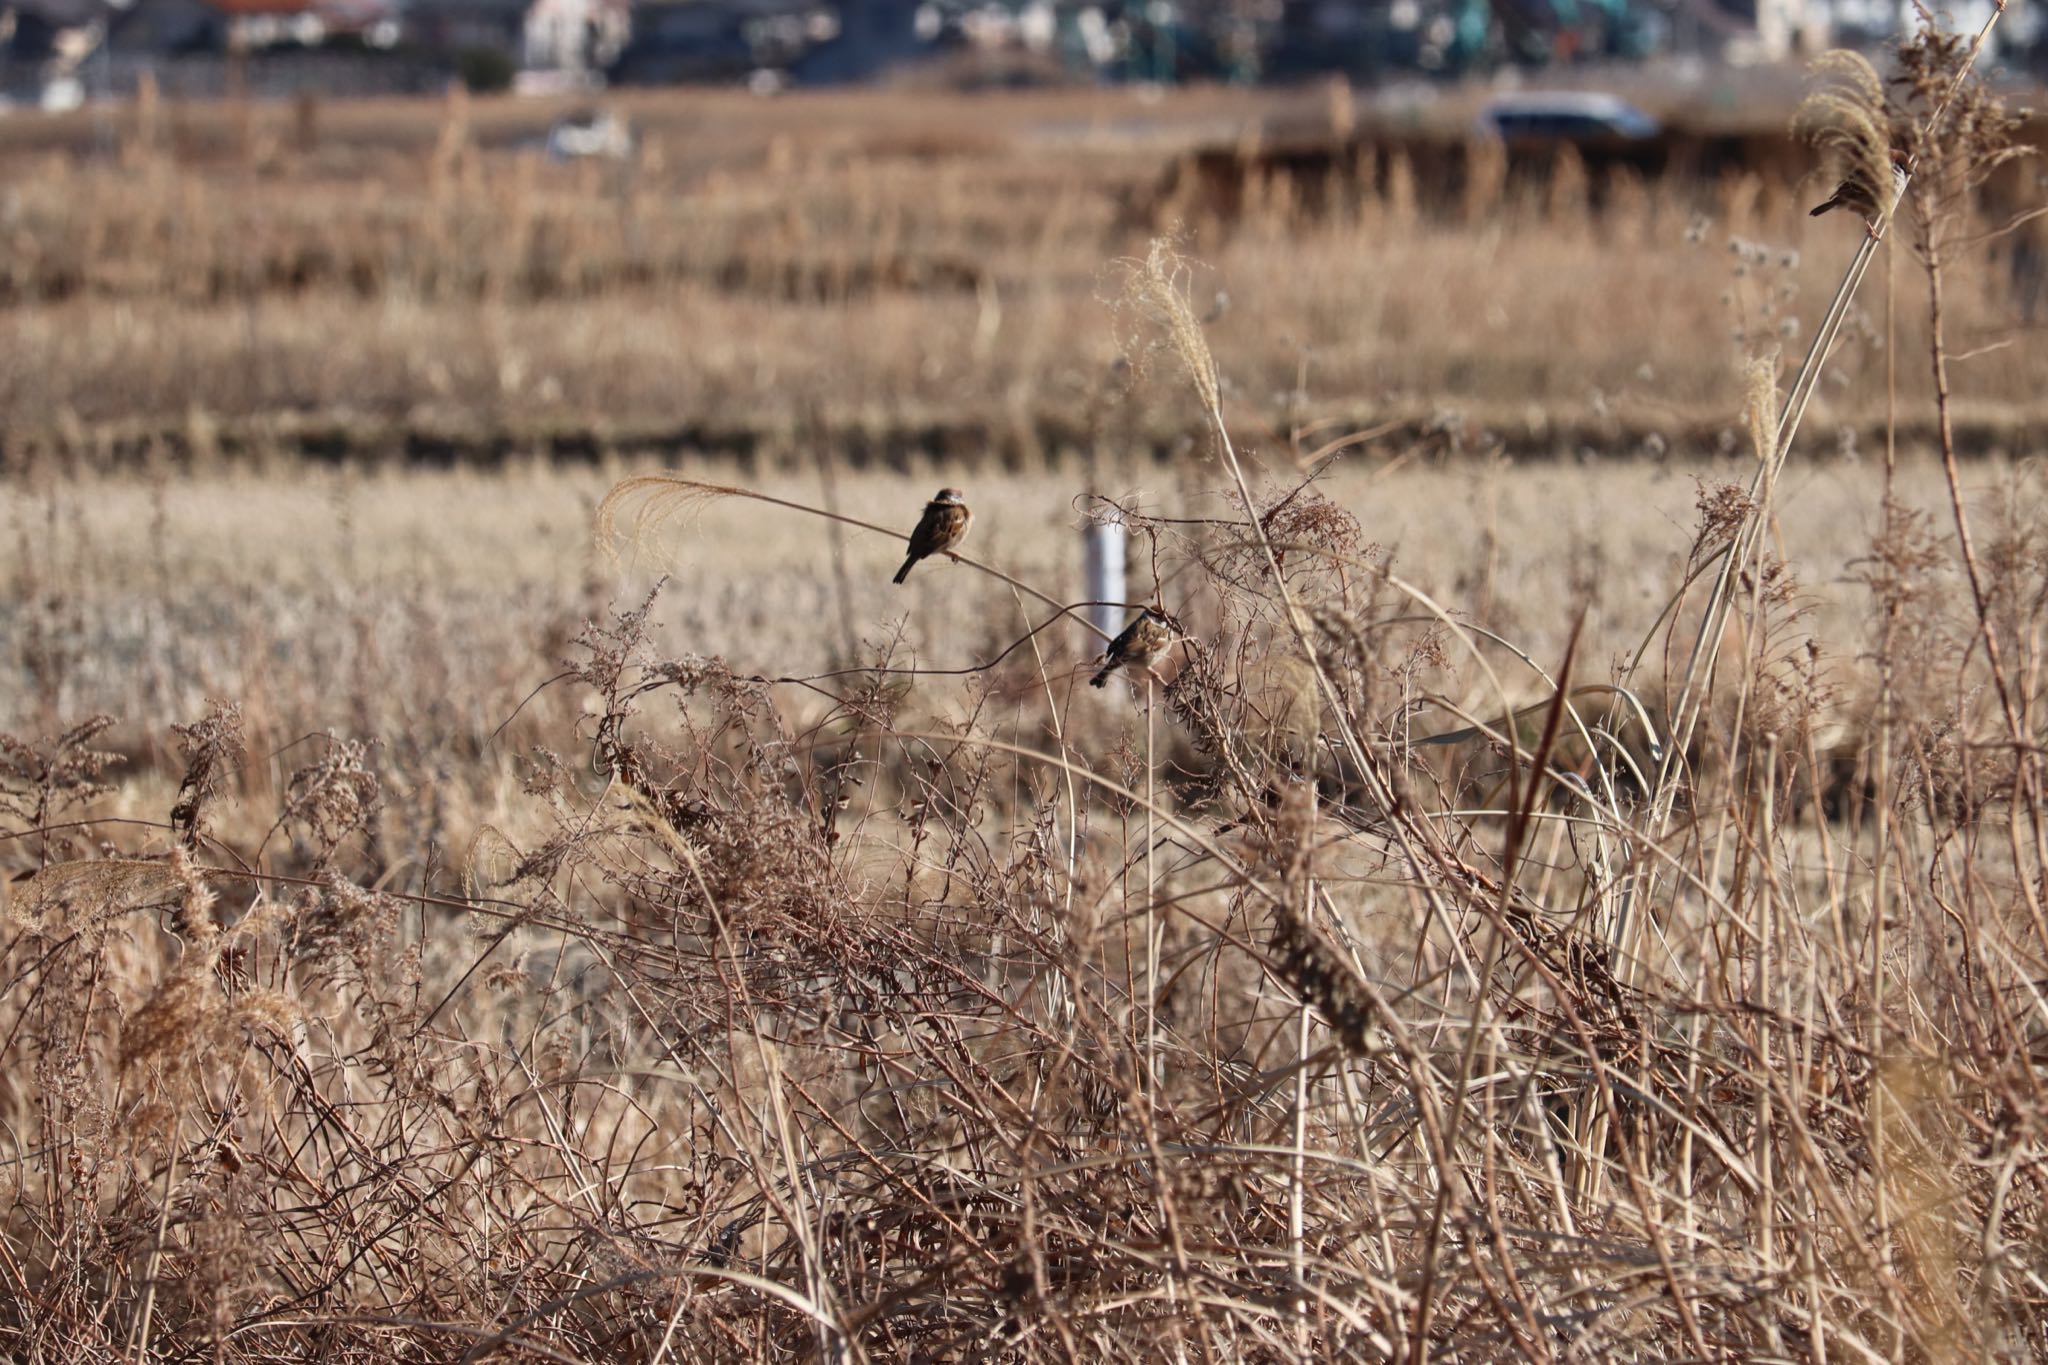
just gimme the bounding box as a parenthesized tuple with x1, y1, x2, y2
(892, 488, 972, 584)
(1810, 154, 1910, 238)
(1090, 608, 1174, 688)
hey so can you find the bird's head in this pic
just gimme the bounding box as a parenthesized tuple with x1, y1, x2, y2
(935, 488, 966, 504)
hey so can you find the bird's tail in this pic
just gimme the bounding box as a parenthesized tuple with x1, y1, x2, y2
(1089, 665, 1112, 688)
(1809, 199, 1835, 217)
(892, 556, 916, 585)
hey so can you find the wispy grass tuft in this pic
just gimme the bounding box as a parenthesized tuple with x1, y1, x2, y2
(1795, 49, 1896, 218)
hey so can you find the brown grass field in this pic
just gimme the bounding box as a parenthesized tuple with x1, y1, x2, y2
(5, 43, 2048, 1362)
(0, 71, 2043, 469)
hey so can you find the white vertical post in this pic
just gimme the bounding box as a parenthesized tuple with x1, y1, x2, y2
(1083, 520, 1126, 642)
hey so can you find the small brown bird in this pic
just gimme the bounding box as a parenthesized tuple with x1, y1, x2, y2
(1090, 608, 1174, 689)
(892, 488, 972, 584)
(1810, 155, 1910, 237)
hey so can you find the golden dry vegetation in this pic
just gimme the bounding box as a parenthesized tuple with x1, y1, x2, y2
(4, 42, 2048, 1363)
(0, 74, 2041, 469)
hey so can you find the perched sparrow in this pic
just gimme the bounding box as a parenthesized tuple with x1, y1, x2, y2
(892, 488, 972, 584)
(1810, 155, 1910, 238)
(1090, 608, 1174, 688)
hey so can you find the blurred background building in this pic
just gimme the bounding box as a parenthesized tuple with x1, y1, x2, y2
(0, 0, 2037, 106)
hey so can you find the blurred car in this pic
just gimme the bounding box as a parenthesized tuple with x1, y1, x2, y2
(1475, 91, 1660, 142)
(605, 4, 754, 84)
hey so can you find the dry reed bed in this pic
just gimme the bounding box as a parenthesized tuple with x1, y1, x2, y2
(4, 43, 2048, 1364)
(0, 83, 2042, 467)
(4, 356, 2046, 1358)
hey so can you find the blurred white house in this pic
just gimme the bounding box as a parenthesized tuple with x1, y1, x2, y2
(521, 0, 628, 69)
